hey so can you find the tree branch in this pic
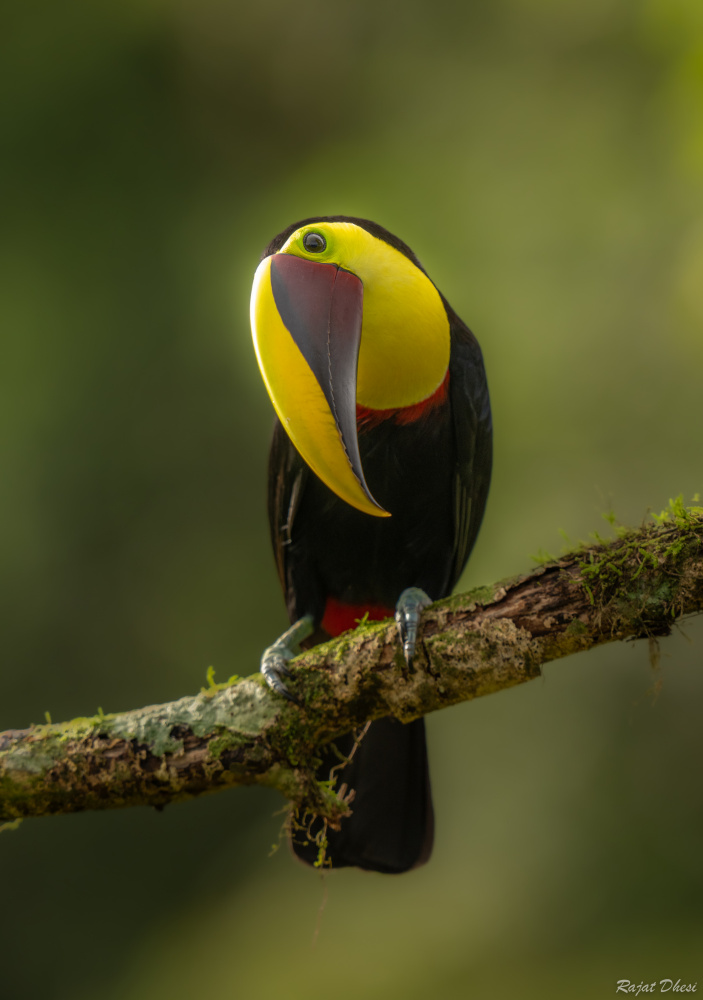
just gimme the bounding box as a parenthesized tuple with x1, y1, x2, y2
(2, 501, 702, 828)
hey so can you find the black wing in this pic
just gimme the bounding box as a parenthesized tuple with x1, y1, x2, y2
(267, 418, 334, 627)
(446, 308, 493, 591)
(266, 419, 309, 620)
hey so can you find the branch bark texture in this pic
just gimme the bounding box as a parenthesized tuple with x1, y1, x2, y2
(2, 503, 702, 827)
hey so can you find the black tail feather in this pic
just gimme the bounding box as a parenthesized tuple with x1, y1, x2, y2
(291, 717, 433, 873)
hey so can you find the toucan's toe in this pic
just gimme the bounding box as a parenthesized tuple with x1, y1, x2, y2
(395, 588, 432, 669)
(261, 653, 299, 703)
(260, 614, 314, 703)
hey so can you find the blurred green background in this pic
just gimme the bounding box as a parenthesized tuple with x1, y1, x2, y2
(1, 1, 702, 997)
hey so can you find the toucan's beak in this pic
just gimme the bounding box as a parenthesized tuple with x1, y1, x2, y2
(251, 253, 389, 517)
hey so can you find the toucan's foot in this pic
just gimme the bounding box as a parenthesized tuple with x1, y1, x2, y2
(260, 615, 314, 703)
(395, 588, 432, 669)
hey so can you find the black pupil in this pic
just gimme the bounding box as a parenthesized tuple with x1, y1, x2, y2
(303, 232, 326, 252)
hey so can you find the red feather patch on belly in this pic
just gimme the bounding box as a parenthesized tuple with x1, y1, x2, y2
(321, 597, 394, 637)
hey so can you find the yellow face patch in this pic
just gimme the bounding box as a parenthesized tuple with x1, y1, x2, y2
(280, 222, 450, 411)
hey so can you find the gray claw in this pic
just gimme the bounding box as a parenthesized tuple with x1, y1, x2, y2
(395, 587, 432, 669)
(261, 654, 298, 702)
(260, 615, 314, 702)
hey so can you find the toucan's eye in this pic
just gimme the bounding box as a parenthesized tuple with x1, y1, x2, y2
(303, 231, 327, 253)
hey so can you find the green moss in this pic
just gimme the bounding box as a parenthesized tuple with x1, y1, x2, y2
(329, 635, 351, 663)
(206, 728, 252, 761)
(445, 582, 503, 610)
(652, 494, 703, 527)
(200, 665, 241, 696)
(531, 547, 557, 565)
(575, 501, 703, 633)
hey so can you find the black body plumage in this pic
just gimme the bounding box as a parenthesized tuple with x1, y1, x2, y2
(263, 217, 492, 872)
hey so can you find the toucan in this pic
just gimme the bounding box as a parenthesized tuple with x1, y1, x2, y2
(250, 216, 492, 873)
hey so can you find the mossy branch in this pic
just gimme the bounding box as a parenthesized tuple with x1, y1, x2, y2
(2, 501, 702, 828)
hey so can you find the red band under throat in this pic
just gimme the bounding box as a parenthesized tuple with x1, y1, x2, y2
(356, 369, 449, 431)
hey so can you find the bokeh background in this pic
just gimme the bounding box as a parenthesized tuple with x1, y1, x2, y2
(1, 1, 702, 997)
